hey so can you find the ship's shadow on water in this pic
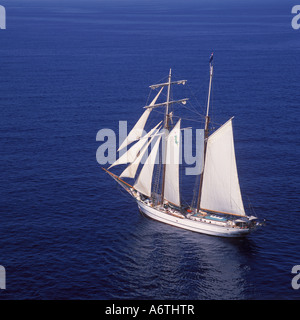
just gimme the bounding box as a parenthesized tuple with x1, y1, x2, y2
(99, 207, 260, 299)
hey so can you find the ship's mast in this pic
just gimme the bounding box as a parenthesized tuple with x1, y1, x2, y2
(146, 70, 188, 205)
(160, 68, 172, 204)
(196, 56, 214, 212)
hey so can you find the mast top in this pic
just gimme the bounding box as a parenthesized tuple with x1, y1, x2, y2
(149, 79, 187, 90)
(149, 68, 186, 90)
(209, 52, 214, 66)
(147, 69, 188, 109)
(196, 53, 214, 212)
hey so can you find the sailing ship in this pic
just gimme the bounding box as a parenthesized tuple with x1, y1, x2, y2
(102, 56, 262, 237)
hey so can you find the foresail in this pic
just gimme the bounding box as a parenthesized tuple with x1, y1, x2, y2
(134, 135, 162, 197)
(109, 122, 161, 169)
(164, 119, 181, 207)
(118, 87, 163, 151)
(200, 118, 245, 215)
(119, 129, 159, 179)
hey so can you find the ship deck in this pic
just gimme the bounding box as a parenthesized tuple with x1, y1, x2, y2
(192, 213, 228, 222)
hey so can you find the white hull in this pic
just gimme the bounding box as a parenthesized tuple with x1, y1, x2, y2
(137, 201, 250, 238)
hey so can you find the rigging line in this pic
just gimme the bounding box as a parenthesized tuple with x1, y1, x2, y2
(208, 120, 224, 129)
(171, 77, 204, 113)
(180, 190, 193, 208)
(152, 109, 165, 116)
(171, 115, 205, 124)
(173, 84, 206, 118)
(152, 105, 205, 125)
(156, 73, 169, 84)
(152, 95, 204, 118)
(171, 104, 204, 119)
(145, 73, 169, 103)
(181, 103, 206, 118)
(145, 88, 152, 107)
(209, 79, 214, 128)
(246, 195, 258, 217)
(186, 85, 205, 112)
(151, 104, 206, 127)
(184, 100, 204, 114)
(149, 74, 169, 91)
(191, 173, 201, 209)
(185, 79, 209, 109)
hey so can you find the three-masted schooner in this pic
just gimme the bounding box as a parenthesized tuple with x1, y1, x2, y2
(102, 57, 262, 237)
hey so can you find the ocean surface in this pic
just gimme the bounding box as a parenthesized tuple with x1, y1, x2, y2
(0, 0, 299, 300)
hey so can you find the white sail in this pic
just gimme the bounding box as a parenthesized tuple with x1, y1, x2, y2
(109, 122, 161, 169)
(200, 118, 245, 215)
(164, 119, 181, 207)
(119, 129, 159, 179)
(134, 135, 162, 197)
(118, 87, 163, 151)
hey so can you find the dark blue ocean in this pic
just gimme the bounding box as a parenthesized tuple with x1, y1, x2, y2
(0, 0, 299, 300)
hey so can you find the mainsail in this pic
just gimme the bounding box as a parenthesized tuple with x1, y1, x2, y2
(134, 135, 162, 197)
(199, 118, 245, 215)
(118, 87, 163, 151)
(163, 119, 181, 207)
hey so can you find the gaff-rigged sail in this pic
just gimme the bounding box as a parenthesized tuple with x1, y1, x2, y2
(200, 118, 245, 215)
